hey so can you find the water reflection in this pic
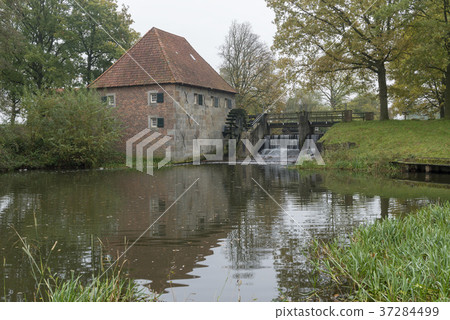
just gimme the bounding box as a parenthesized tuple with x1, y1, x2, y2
(0, 166, 449, 301)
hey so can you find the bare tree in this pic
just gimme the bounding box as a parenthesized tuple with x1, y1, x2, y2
(219, 21, 278, 113)
(315, 72, 355, 110)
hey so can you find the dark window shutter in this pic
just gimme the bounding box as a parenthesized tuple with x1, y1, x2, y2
(157, 93, 164, 103)
(198, 94, 203, 105)
(101, 96, 107, 103)
(157, 118, 164, 128)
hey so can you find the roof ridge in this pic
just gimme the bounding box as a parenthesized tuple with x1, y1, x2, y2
(153, 27, 187, 41)
(154, 28, 179, 83)
(88, 28, 155, 88)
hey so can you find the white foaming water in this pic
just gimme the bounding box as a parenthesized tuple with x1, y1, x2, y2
(259, 135, 300, 164)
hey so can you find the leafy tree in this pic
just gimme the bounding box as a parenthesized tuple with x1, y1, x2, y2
(285, 88, 327, 113)
(304, 68, 358, 110)
(391, 0, 450, 119)
(347, 93, 380, 117)
(0, 0, 138, 122)
(390, 71, 444, 118)
(69, 0, 139, 85)
(0, 0, 27, 124)
(267, 0, 414, 120)
(14, 0, 76, 90)
(219, 21, 285, 114)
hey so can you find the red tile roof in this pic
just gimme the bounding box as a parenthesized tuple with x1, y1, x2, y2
(89, 28, 236, 94)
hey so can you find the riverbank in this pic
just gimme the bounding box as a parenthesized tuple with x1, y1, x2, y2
(313, 120, 450, 174)
(315, 203, 450, 301)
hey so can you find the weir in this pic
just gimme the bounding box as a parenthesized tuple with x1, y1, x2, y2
(224, 110, 374, 160)
(259, 135, 300, 164)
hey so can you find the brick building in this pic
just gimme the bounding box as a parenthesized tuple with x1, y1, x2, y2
(89, 27, 236, 162)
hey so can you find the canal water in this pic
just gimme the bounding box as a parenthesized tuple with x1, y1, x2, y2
(0, 165, 449, 302)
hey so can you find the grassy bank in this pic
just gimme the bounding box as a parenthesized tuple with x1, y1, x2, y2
(316, 203, 450, 301)
(315, 120, 450, 173)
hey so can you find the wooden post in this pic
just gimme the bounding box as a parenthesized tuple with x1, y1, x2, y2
(343, 110, 353, 122)
(298, 112, 310, 149)
(365, 112, 374, 121)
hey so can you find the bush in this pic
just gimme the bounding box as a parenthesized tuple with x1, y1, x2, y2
(0, 125, 31, 170)
(24, 89, 122, 168)
(0, 89, 122, 171)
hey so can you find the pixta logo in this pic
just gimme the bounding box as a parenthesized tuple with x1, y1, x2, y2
(126, 129, 172, 176)
(193, 138, 325, 166)
(127, 131, 325, 175)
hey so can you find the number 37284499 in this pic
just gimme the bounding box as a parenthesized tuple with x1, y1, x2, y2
(380, 307, 439, 317)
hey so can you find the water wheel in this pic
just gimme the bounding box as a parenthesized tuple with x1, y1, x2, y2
(223, 109, 249, 140)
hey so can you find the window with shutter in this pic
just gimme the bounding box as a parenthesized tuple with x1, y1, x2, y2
(149, 92, 158, 105)
(198, 94, 203, 106)
(157, 93, 164, 103)
(157, 118, 164, 128)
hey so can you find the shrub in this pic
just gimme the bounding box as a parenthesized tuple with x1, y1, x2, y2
(24, 89, 122, 168)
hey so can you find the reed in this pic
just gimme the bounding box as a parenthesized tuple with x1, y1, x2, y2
(16, 231, 155, 302)
(315, 203, 450, 301)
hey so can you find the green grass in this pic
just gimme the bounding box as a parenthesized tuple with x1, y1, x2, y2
(319, 171, 450, 201)
(314, 120, 450, 173)
(315, 203, 450, 301)
(45, 271, 148, 302)
(16, 229, 156, 302)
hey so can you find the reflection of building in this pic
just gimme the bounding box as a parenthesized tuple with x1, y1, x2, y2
(102, 167, 234, 293)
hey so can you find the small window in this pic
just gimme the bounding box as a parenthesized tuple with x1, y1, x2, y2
(212, 96, 219, 108)
(225, 98, 232, 109)
(149, 92, 158, 105)
(105, 94, 115, 107)
(194, 93, 204, 106)
(149, 117, 158, 128)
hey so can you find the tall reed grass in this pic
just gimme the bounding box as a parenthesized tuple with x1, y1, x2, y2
(315, 203, 450, 301)
(16, 230, 155, 302)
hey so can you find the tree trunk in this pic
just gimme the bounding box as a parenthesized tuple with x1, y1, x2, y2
(86, 53, 92, 84)
(10, 107, 16, 125)
(377, 62, 390, 120)
(9, 98, 18, 125)
(444, 63, 450, 119)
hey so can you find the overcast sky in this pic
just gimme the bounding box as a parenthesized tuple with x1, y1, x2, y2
(116, 0, 276, 71)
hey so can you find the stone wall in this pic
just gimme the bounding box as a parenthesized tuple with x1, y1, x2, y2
(98, 84, 235, 162)
(172, 85, 234, 161)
